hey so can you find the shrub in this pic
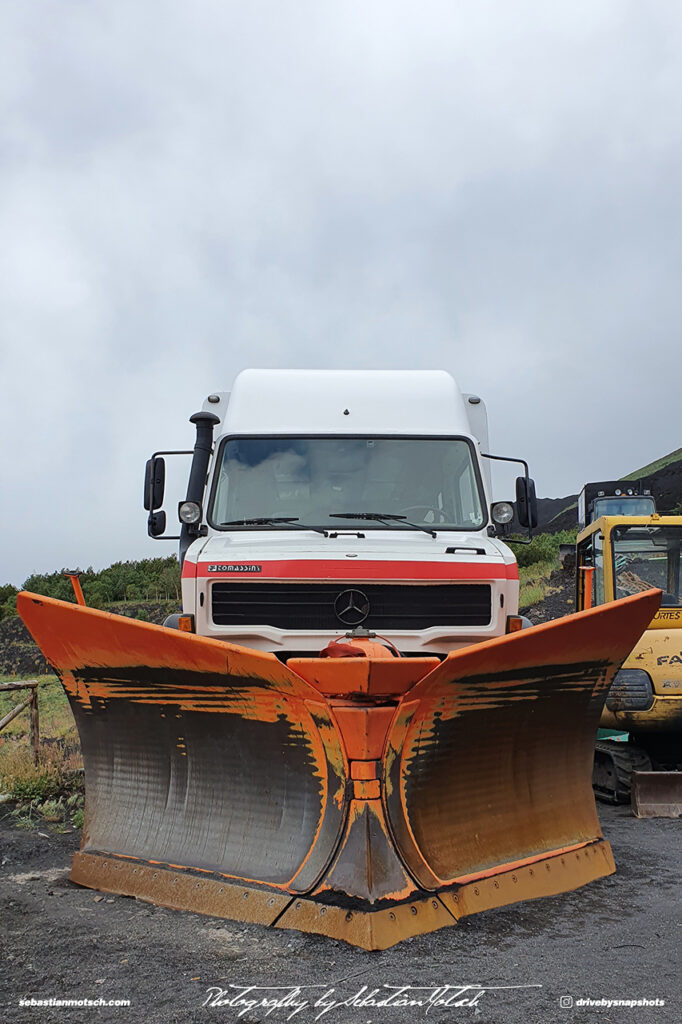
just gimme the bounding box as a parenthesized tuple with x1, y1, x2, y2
(0, 585, 18, 621)
(36, 797, 65, 821)
(519, 584, 545, 610)
(0, 741, 83, 802)
(514, 529, 577, 568)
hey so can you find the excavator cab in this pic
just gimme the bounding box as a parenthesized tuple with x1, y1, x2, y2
(576, 509, 682, 812)
(576, 519, 682, 609)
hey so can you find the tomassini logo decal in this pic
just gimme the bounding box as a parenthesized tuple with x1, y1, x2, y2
(207, 564, 262, 573)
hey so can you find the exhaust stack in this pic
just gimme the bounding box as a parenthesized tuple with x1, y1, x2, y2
(179, 411, 220, 564)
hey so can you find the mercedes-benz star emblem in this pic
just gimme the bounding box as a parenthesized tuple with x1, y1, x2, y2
(334, 589, 370, 626)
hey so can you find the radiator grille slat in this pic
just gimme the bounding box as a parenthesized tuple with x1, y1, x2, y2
(211, 583, 492, 630)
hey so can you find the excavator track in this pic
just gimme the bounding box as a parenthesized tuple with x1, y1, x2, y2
(593, 740, 652, 804)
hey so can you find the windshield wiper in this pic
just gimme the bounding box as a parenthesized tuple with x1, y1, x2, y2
(220, 517, 328, 535)
(329, 512, 437, 538)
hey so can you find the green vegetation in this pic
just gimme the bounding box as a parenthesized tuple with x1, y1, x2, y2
(0, 583, 18, 621)
(519, 583, 544, 609)
(0, 676, 83, 830)
(519, 564, 554, 611)
(13, 555, 181, 610)
(0, 740, 83, 803)
(9, 792, 84, 833)
(0, 555, 180, 618)
(514, 529, 577, 568)
(0, 677, 72, 740)
(516, 529, 576, 611)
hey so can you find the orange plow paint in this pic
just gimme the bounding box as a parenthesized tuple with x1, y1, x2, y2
(18, 589, 660, 949)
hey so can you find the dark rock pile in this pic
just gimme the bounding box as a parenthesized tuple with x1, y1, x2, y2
(0, 601, 178, 677)
(524, 565, 576, 625)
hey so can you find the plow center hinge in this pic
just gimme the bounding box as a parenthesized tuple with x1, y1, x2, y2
(350, 760, 380, 799)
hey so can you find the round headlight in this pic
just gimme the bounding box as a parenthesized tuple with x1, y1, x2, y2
(492, 501, 514, 525)
(178, 501, 201, 524)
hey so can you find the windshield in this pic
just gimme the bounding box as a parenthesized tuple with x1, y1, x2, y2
(612, 525, 682, 606)
(593, 496, 655, 519)
(209, 436, 485, 531)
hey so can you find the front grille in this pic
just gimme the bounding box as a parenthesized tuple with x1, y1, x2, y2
(211, 582, 491, 630)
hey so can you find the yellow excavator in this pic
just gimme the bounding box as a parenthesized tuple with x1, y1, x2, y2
(575, 481, 682, 816)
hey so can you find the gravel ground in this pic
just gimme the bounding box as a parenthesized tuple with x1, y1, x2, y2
(0, 805, 679, 1024)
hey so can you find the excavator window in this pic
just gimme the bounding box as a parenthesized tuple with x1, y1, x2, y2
(612, 526, 682, 606)
(591, 496, 655, 520)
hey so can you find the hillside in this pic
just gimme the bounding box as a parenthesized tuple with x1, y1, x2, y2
(537, 447, 682, 533)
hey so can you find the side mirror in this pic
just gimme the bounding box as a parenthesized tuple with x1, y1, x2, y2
(515, 476, 538, 529)
(147, 510, 167, 537)
(144, 457, 166, 511)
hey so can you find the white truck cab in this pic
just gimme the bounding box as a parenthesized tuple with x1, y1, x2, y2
(145, 370, 536, 656)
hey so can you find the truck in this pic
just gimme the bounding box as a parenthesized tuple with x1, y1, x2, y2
(148, 370, 534, 655)
(17, 370, 658, 949)
(575, 480, 682, 814)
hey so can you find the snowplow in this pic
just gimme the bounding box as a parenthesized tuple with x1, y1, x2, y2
(575, 481, 682, 814)
(18, 371, 662, 947)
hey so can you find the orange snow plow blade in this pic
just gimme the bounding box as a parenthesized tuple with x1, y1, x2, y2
(18, 589, 659, 949)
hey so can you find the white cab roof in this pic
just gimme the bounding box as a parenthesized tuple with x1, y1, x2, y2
(205, 369, 474, 437)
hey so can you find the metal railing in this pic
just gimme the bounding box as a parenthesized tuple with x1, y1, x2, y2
(0, 680, 40, 764)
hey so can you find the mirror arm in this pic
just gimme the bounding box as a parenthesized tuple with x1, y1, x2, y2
(144, 449, 193, 540)
(481, 453, 536, 542)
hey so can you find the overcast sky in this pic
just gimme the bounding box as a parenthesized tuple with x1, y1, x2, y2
(2, 1, 681, 585)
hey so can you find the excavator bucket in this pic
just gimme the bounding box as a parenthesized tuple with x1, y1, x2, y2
(18, 588, 659, 950)
(631, 771, 682, 818)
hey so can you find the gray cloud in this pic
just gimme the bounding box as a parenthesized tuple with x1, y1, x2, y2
(2, 0, 682, 582)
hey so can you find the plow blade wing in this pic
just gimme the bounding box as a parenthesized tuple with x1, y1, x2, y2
(19, 589, 658, 949)
(383, 594, 663, 893)
(17, 593, 347, 901)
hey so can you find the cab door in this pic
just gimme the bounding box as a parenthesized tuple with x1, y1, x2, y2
(576, 530, 607, 610)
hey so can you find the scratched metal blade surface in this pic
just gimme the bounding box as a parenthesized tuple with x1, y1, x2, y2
(384, 590, 661, 888)
(17, 594, 348, 894)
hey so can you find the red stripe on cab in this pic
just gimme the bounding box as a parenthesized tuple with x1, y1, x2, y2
(191, 559, 518, 582)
